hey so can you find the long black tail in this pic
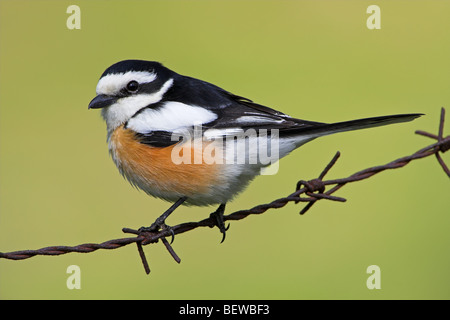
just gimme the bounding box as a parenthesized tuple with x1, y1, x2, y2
(291, 113, 423, 139)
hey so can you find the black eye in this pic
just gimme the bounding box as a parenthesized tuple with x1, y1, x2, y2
(126, 80, 139, 92)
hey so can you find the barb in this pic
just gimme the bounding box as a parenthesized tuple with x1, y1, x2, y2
(1, 108, 448, 274)
(416, 108, 450, 177)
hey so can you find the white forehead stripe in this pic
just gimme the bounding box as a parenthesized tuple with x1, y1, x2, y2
(96, 71, 157, 95)
(127, 101, 218, 133)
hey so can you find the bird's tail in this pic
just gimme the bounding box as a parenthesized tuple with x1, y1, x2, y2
(289, 113, 423, 140)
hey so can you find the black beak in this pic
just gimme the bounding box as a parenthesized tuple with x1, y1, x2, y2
(88, 94, 118, 109)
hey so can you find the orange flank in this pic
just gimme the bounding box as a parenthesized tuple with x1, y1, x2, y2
(109, 125, 221, 197)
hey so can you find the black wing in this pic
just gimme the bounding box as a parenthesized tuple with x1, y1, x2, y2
(133, 130, 182, 148)
(201, 89, 324, 136)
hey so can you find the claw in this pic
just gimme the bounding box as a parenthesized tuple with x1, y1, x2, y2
(220, 223, 231, 243)
(210, 203, 229, 243)
(165, 225, 176, 244)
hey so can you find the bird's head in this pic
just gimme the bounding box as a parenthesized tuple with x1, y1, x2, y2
(88, 60, 175, 131)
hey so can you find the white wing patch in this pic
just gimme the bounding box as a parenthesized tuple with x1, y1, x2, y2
(233, 115, 285, 125)
(96, 71, 157, 96)
(127, 101, 218, 133)
(203, 128, 247, 140)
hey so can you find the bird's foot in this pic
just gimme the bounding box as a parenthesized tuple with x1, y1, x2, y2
(209, 203, 230, 243)
(139, 221, 176, 244)
(138, 197, 187, 243)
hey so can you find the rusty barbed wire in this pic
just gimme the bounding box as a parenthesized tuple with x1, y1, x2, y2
(1, 108, 448, 274)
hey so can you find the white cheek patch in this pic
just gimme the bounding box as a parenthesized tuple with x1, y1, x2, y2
(127, 101, 218, 133)
(102, 78, 174, 131)
(96, 71, 157, 96)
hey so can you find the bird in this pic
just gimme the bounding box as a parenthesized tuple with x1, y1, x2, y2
(89, 59, 422, 242)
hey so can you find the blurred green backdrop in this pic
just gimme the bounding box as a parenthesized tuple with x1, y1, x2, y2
(0, 0, 449, 300)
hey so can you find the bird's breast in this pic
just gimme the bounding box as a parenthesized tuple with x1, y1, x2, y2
(108, 125, 223, 200)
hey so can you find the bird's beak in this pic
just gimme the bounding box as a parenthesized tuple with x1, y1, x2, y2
(88, 94, 118, 109)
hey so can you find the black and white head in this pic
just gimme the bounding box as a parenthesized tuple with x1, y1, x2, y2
(88, 60, 178, 132)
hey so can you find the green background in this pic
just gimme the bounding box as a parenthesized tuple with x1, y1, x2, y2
(1, 0, 449, 299)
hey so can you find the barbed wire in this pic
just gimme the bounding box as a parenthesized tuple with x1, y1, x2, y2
(1, 108, 448, 274)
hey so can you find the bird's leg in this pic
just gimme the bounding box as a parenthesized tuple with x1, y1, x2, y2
(209, 203, 230, 243)
(139, 197, 187, 243)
